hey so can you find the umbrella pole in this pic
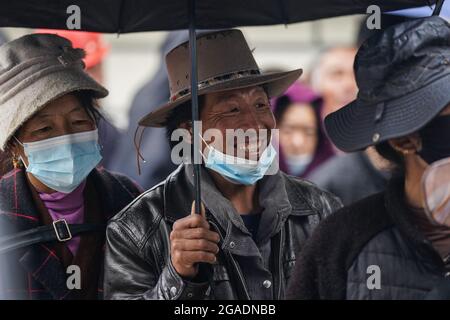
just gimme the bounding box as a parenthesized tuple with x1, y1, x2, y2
(189, 0, 202, 215)
(432, 0, 445, 16)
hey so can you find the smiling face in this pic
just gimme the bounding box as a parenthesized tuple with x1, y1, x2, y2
(199, 86, 275, 161)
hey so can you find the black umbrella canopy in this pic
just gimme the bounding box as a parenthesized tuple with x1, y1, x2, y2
(0, 0, 435, 33)
(0, 0, 437, 215)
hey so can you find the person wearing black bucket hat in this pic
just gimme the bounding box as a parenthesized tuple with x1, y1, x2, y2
(287, 16, 450, 300)
(104, 29, 342, 300)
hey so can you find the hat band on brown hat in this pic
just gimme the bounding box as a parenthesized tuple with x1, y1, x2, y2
(169, 68, 260, 102)
(139, 29, 303, 127)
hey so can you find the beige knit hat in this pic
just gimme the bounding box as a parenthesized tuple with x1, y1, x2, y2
(0, 33, 108, 151)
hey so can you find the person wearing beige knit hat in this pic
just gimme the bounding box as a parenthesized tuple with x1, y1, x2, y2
(0, 33, 142, 300)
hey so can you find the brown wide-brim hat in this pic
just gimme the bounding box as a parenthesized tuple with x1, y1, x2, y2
(139, 29, 302, 127)
(0, 33, 108, 151)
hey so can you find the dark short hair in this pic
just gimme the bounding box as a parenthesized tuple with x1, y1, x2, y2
(73, 90, 104, 125)
(165, 95, 206, 150)
(273, 95, 291, 123)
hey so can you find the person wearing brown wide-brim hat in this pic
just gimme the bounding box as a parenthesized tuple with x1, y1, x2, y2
(104, 29, 342, 300)
(0, 33, 142, 300)
(287, 16, 450, 300)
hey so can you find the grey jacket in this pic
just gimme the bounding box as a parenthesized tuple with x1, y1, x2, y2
(104, 164, 342, 300)
(309, 152, 389, 206)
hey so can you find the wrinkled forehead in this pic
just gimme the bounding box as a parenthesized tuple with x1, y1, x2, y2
(35, 95, 83, 115)
(207, 86, 268, 104)
(22, 94, 92, 128)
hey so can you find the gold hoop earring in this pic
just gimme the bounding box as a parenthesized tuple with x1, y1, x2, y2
(392, 145, 415, 155)
(12, 154, 21, 169)
(403, 149, 416, 155)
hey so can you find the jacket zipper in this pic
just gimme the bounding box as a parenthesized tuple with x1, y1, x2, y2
(209, 220, 251, 300)
(277, 226, 284, 299)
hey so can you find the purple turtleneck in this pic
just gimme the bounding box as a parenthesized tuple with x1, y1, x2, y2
(38, 181, 86, 256)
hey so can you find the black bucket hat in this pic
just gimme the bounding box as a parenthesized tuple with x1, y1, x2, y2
(325, 16, 450, 152)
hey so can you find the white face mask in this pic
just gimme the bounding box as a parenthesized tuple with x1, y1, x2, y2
(284, 153, 313, 176)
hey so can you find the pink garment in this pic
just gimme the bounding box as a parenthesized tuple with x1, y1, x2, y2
(38, 181, 86, 256)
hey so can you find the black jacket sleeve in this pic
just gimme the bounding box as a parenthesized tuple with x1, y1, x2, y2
(103, 183, 212, 300)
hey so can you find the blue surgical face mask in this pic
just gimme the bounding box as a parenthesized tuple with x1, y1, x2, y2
(284, 153, 313, 176)
(16, 129, 102, 193)
(200, 135, 277, 185)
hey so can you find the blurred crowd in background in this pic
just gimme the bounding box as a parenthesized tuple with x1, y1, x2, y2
(0, 14, 412, 207)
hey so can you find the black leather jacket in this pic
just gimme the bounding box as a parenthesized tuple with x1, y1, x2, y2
(104, 165, 342, 300)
